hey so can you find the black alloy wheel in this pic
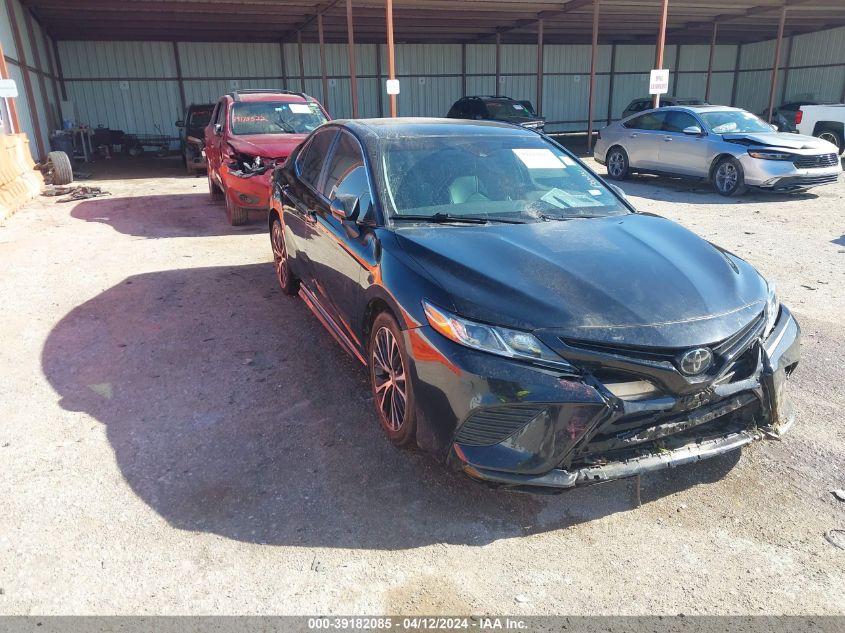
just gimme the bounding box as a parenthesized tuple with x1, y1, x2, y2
(369, 313, 416, 447)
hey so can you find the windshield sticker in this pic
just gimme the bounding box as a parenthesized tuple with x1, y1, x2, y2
(513, 104, 525, 110)
(513, 148, 565, 169)
(288, 103, 311, 114)
(233, 115, 269, 123)
(589, 189, 602, 196)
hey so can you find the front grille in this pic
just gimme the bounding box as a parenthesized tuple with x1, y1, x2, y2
(560, 310, 765, 370)
(455, 405, 546, 446)
(792, 153, 839, 169)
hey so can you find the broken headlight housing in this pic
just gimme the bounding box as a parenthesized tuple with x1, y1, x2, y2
(764, 283, 780, 338)
(423, 301, 576, 372)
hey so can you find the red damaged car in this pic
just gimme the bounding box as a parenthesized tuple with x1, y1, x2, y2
(205, 89, 329, 225)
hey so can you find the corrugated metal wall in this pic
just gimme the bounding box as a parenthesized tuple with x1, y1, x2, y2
(1, 0, 62, 160)
(40, 24, 845, 139)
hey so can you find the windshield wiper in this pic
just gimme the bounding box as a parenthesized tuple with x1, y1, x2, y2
(539, 213, 605, 221)
(392, 213, 524, 224)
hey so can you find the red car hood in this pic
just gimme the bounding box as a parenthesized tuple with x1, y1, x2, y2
(228, 134, 308, 159)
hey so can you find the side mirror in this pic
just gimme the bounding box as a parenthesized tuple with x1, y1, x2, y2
(608, 183, 627, 199)
(682, 125, 703, 136)
(769, 123, 779, 132)
(175, 120, 185, 127)
(330, 195, 360, 222)
(213, 123, 223, 136)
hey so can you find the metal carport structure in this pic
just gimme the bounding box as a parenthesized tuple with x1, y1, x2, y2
(3, 0, 845, 159)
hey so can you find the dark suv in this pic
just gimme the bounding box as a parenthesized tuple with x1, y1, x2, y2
(447, 96, 545, 131)
(621, 96, 708, 120)
(176, 103, 214, 175)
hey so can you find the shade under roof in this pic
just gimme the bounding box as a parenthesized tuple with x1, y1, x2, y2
(22, 0, 845, 45)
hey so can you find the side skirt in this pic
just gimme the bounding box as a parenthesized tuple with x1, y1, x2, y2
(298, 284, 367, 365)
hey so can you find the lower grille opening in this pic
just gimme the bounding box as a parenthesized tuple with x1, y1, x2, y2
(455, 405, 546, 447)
(571, 394, 760, 467)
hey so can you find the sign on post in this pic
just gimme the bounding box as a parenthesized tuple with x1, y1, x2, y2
(0, 79, 18, 98)
(385, 79, 400, 95)
(649, 69, 669, 107)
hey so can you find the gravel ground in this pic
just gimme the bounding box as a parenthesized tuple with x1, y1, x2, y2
(0, 156, 843, 615)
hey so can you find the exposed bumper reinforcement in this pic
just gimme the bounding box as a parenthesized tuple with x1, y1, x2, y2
(464, 430, 758, 490)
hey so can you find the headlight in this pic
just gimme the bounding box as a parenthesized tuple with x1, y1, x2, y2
(748, 150, 792, 161)
(764, 283, 780, 338)
(422, 301, 576, 372)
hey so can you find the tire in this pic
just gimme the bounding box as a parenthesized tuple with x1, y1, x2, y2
(225, 195, 248, 226)
(606, 146, 630, 181)
(45, 150, 73, 185)
(712, 157, 747, 197)
(816, 129, 844, 156)
(368, 312, 416, 447)
(208, 170, 223, 202)
(270, 215, 299, 295)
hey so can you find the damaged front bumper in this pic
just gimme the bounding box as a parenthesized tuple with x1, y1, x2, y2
(423, 306, 800, 491)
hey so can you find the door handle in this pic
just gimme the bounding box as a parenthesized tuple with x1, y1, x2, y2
(630, 133, 639, 138)
(663, 136, 673, 142)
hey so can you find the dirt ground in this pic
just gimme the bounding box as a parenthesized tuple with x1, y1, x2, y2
(1, 154, 843, 616)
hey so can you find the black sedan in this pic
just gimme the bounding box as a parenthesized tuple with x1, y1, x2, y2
(268, 118, 800, 491)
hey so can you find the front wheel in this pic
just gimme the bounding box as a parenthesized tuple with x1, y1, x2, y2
(270, 216, 298, 295)
(606, 147, 630, 180)
(225, 195, 248, 226)
(369, 313, 416, 447)
(208, 170, 223, 201)
(713, 157, 747, 197)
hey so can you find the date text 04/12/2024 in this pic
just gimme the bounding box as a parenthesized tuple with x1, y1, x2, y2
(307, 617, 528, 630)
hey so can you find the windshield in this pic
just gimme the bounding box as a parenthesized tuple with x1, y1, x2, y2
(380, 134, 628, 222)
(187, 107, 213, 127)
(700, 110, 774, 134)
(230, 101, 327, 135)
(484, 100, 533, 120)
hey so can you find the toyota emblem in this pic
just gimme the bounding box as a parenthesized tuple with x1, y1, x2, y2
(678, 347, 713, 376)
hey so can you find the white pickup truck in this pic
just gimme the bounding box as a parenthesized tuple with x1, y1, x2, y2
(796, 104, 845, 155)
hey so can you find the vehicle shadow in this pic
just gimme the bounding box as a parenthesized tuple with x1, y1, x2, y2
(41, 263, 740, 549)
(71, 193, 265, 238)
(605, 173, 823, 205)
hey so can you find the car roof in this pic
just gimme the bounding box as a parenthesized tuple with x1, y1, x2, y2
(225, 90, 313, 103)
(337, 117, 537, 138)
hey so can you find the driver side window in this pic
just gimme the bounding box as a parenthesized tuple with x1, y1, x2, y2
(321, 131, 374, 221)
(322, 131, 365, 199)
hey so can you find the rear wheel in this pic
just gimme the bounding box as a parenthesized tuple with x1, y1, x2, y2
(208, 170, 223, 201)
(369, 313, 416, 447)
(816, 129, 844, 156)
(270, 216, 298, 295)
(606, 146, 630, 180)
(225, 195, 249, 226)
(713, 157, 747, 197)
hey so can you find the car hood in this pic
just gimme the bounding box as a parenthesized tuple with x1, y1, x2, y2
(395, 214, 768, 348)
(228, 134, 308, 159)
(723, 132, 835, 151)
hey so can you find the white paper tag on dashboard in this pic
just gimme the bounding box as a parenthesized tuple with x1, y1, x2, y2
(513, 148, 564, 169)
(288, 103, 311, 113)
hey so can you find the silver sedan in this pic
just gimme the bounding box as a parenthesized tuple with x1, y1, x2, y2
(594, 105, 842, 196)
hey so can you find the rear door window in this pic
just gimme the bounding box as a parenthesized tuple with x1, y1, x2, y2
(624, 111, 667, 130)
(296, 128, 338, 191)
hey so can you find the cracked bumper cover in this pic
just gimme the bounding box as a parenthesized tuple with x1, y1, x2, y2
(426, 306, 800, 490)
